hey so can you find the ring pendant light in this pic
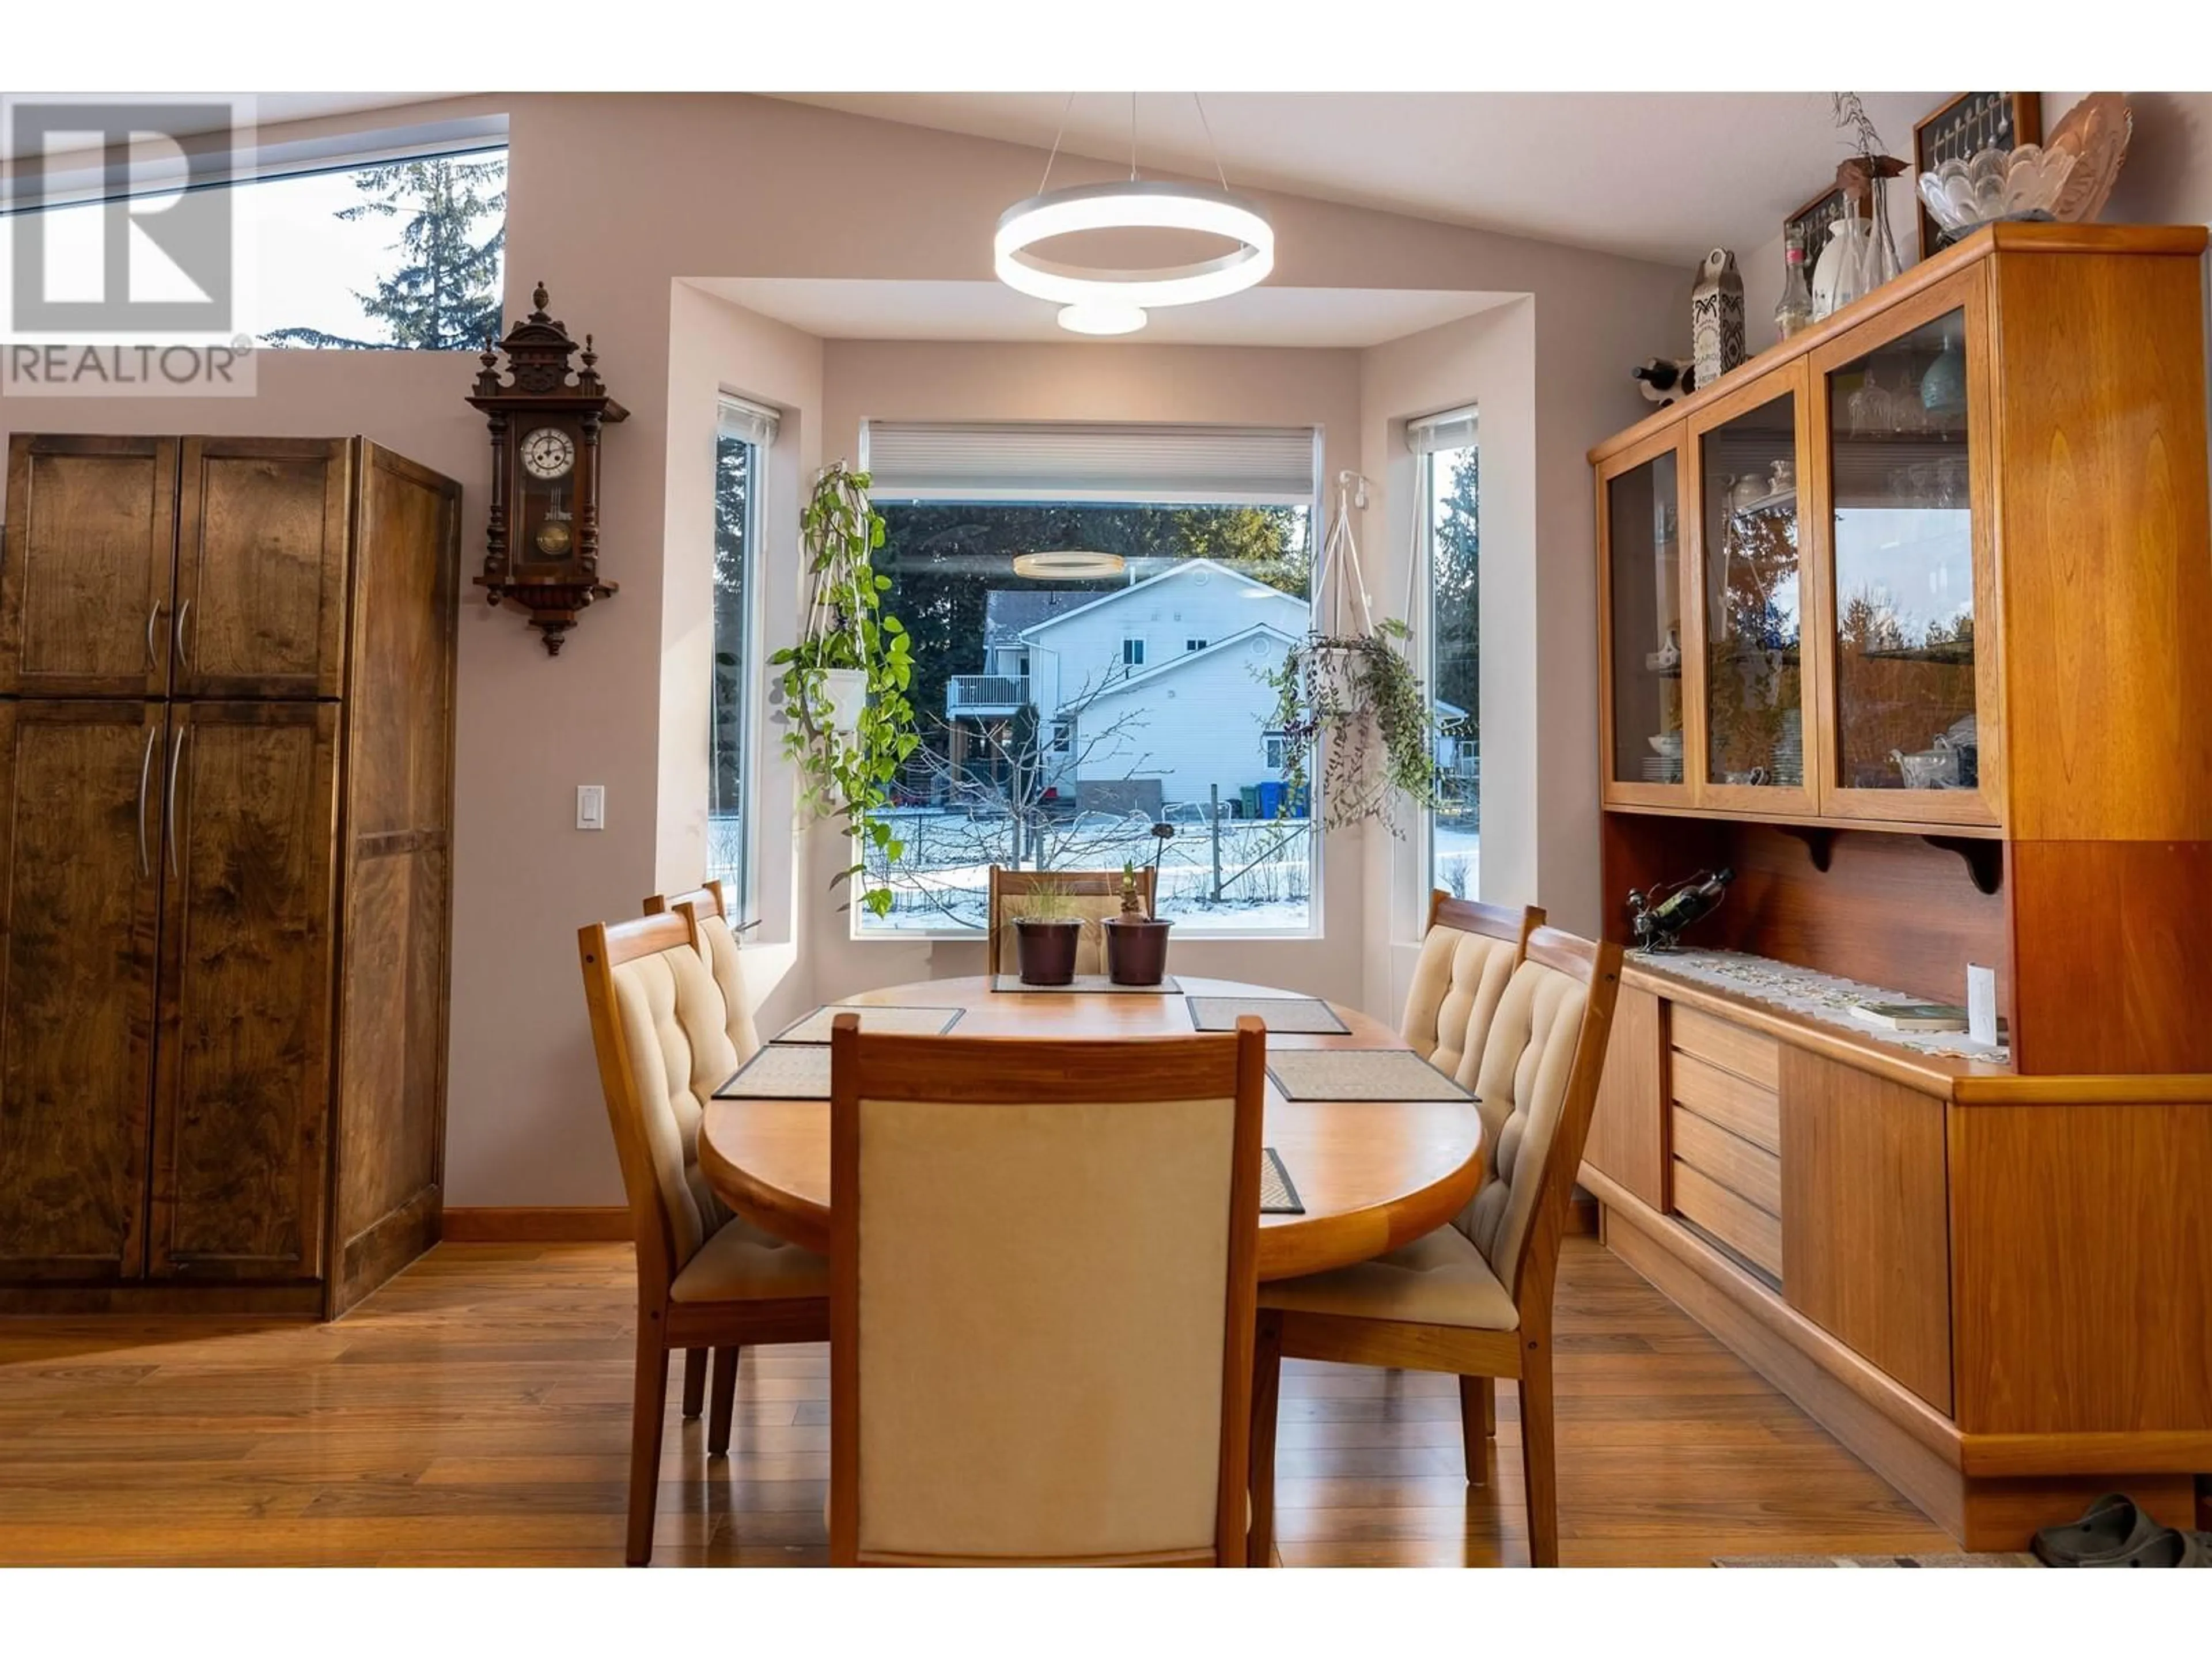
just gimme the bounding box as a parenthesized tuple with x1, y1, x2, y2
(999, 94, 1272, 336)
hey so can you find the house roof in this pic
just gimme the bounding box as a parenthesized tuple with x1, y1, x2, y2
(1015, 558, 1306, 641)
(981, 588, 1093, 649)
(1080, 622, 1302, 704)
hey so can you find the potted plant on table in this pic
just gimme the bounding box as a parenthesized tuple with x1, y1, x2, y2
(1103, 856, 1173, 986)
(1012, 876, 1083, 987)
(770, 462, 919, 919)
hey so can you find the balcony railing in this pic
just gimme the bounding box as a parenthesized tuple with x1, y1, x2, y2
(947, 673, 1029, 714)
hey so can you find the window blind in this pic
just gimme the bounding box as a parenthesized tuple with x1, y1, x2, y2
(861, 421, 1320, 505)
(1407, 405, 1479, 454)
(718, 394, 781, 449)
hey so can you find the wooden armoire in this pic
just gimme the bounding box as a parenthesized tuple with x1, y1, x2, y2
(0, 434, 461, 1317)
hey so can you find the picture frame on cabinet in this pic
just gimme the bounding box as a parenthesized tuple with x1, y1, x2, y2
(1912, 93, 2044, 259)
(1784, 182, 1855, 262)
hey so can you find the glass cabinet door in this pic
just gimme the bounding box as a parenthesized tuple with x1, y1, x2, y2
(1601, 438, 1688, 801)
(1816, 282, 1994, 823)
(1691, 372, 1815, 811)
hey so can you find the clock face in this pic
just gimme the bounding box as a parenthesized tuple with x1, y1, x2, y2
(520, 426, 576, 480)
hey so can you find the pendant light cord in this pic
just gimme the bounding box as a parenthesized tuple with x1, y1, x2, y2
(1037, 91, 1077, 195)
(1191, 93, 1230, 190)
(1130, 92, 1139, 181)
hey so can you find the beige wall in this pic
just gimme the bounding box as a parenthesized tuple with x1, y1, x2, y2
(3, 92, 1685, 1205)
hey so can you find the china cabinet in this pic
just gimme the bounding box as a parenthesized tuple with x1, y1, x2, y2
(1584, 225, 2212, 1550)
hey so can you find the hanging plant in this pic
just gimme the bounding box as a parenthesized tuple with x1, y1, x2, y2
(1262, 474, 1447, 836)
(770, 461, 918, 918)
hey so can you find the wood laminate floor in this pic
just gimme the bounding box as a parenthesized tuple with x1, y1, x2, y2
(0, 1237, 1953, 1566)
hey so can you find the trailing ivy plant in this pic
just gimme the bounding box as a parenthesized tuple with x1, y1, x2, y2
(1263, 619, 1446, 836)
(770, 462, 918, 918)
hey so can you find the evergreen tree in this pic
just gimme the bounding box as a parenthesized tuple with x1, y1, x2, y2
(263, 153, 507, 349)
(1431, 445, 1479, 726)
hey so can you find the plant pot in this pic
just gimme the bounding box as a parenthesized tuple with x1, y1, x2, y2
(1103, 916, 1173, 986)
(822, 668, 868, 735)
(1014, 918, 1081, 986)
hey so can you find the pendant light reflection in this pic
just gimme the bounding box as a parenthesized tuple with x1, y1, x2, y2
(1058, 301, 1148, 336)
(1011, 550, 1127, 581)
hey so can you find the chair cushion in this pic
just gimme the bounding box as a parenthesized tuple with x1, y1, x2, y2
(670, 1217, 828, 1303)
(1257, 1224, 1518, 1330)
(1400, 924, 1516, 1085)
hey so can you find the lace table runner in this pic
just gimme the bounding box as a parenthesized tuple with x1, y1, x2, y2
(1634, 948, 2010, 1063)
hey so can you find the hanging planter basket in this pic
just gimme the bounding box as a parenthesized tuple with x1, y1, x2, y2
(1264, 472, 1448, 837)
(821, 668, 869, 736)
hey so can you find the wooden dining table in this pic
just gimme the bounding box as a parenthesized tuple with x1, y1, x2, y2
(698, 974, 1485, 1281)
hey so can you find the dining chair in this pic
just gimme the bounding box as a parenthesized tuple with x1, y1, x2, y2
(578, 912, 830, 1566)
(641, 882, 768, 1428)
(985, 864, 1157, 978)
(1248, 926, 1624, 1567)
(1402, 891, 1547, 1086)
(643, 877, 762, 1060)
(826, 1012, 1266, 1565)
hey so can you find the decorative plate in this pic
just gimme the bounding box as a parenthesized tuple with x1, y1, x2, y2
(2047, 93, 2132, 224)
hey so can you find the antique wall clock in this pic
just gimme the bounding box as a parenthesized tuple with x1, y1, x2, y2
(467, 282, 629, 653)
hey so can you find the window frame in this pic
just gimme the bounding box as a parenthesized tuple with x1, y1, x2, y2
(1410, 407, 1480, 908)
(1122, 637, 1147, 668)
(851, 421, 1328, 944)
(708, 396, 776, 919)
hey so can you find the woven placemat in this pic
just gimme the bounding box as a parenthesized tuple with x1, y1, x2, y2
(771, 1004, 964, 1044)
(1260, 1148, 1304, 1215)
(715, 1044, 831, 1100)
(991, 974, 1182, 994)
(1267, 1048, 1472, 1102)
(1187, 995, 1347, 1035)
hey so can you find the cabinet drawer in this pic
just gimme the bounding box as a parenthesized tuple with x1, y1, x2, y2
(1671, 1051, 1781, 1154)
(1673, 1160, 1783, 1279)
(1672, 1105, 1782, 1216)
(1671, 1006, 1779, 1089)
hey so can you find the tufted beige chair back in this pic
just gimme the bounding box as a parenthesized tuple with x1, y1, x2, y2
(1455, 927, 1624, 1304)
(645, 880, 762, 1063)
(986, 865, 1157, 978)
(827, 1016, 1266, 1566)
(579, 914, 742, 1289)
(1400, 892, 1544, 1084)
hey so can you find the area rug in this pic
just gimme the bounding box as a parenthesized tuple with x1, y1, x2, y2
(1714, 1552, 2039, 1567)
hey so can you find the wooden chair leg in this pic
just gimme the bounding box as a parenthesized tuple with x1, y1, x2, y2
(1457, 1376, 1494, 1486)
(627, 1319, 671, 1567)
(1248, 1310, 1283, 1567)
(707, 1345, 742, 1456)
(681, 1347, 708, 1419)
(1518, 1342, 1559, 1567)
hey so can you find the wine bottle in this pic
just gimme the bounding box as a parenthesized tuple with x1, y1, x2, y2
(1643, 867, 1734, 940)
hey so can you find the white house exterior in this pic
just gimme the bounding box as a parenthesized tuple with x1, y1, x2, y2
(946, 559, 1308, 809)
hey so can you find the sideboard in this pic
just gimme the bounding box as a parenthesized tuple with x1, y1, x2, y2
(1582, 223, 2212, 1547)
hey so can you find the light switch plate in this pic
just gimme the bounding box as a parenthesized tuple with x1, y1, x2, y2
(576, 785, 605, 831)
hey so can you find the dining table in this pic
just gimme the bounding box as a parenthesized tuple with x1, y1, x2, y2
(697, 974, 1486, 1281)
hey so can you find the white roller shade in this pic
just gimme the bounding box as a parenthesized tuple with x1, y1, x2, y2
(861, 421, 1319, 505)
(718, 394, 781, 449)
(1408, 405, 1479, 454)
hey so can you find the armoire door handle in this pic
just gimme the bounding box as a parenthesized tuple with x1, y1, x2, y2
(165, 724, 190, 877)
(137, 725, 158, 878)
(173, 597, 193, 670)
(146, 601, 169, 671)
